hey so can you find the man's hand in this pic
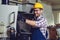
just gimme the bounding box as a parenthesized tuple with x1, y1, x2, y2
(19, 14, 26, 22)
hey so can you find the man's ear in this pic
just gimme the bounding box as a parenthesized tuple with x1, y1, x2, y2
(40, 10, 43, 13)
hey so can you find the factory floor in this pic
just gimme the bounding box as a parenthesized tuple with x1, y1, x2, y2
(0, 37, 9, 40)
(0, 38, 60, 40)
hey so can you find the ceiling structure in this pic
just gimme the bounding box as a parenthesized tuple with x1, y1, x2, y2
(41, 0, 60, 11)
(41, 0, 60, 5)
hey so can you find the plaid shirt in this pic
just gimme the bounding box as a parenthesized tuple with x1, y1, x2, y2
(35, 15, 48, 38)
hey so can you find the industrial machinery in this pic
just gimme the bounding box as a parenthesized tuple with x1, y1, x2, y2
(0, 4, 34, 40)
(16, 11, 34, 40)
(0, 5, 18, 40)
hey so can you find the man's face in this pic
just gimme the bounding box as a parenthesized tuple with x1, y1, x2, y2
(34, 8, 43, 17)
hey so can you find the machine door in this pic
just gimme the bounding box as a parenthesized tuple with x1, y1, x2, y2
(0, 5, 18, 38)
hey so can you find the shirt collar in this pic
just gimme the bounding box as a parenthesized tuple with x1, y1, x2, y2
(37, 15, 43, 20)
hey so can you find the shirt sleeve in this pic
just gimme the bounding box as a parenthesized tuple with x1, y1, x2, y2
(35, 18, 48, 28)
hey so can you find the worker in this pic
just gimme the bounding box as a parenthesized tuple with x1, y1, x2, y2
(20, 2, 48, 40)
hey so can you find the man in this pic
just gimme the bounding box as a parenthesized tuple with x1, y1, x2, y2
(20, 2, 48, 40)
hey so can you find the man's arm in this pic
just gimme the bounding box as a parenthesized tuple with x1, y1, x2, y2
(26, 18, 47, 28)
(26, 19, 36, 27)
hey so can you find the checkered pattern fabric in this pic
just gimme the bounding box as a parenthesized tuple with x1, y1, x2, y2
(35, 15, 48, 38)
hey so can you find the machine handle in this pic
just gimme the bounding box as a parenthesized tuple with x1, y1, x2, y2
(9, 12, 15, 26)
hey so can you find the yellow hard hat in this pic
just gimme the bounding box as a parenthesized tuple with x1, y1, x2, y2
(33, 2, 43, 9)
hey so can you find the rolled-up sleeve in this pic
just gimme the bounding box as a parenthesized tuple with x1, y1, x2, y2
(35, 18, 48, 28)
